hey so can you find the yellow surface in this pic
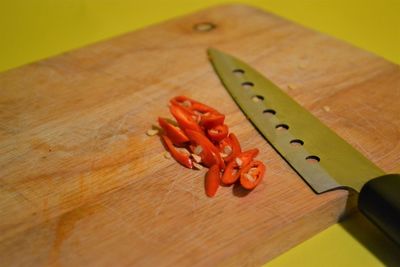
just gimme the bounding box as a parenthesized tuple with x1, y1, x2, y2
(1, 1, 399, 266)
(268, 212, 400, 266)
(1, 0, 399, 73)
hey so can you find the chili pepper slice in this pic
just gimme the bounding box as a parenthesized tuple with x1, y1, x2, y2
(238, 148, 259, 166)
(219, 133, 241, 163)
(185, 129, 225, 169)
(161, 135, 193, 169)
(221, 160, 241, 185)
(186, 130, 216, 167)
(200, 112, 225, 129)
(170, 96, 218, 114)
(207, 124, 229, 142)
(158, 117, 189, 145)
(221, 148, 259, 184)
(170, 96, 193, 107)
(240, 160, 265, 190)
(169, 103, 203, 133)
(205, 164, 220, 197)
(171, 96, 224, 128)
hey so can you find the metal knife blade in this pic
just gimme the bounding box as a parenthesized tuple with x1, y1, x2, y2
(208, 48, 400, 244)
(208, 48, 384, 193)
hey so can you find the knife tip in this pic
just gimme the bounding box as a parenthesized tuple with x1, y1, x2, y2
(207, 47, 221, 59)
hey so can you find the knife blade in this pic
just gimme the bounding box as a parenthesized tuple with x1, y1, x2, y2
(208, 48, 400, 244)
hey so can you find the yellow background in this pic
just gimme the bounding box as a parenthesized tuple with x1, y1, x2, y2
(1, 0, 399, 72)
(1, 0, 399, 266)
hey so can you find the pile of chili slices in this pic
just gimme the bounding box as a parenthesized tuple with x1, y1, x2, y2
(155, 96, 265, 197)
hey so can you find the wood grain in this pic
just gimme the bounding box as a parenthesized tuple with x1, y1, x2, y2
(0, 4, 399, 266)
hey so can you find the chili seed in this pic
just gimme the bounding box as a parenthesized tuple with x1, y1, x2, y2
(193, 162, 204, 170)
(182, 100, 191, 107)
(223, 145, 232, 155)
(235, 157, 243, 167)
(164, 151, 172, 159)
(176, 147, 190, 155)
(191, 153, 202, 163)
(194, 145, 203, 155)
(209, 129, 219, 134)
(220, 152, 228, 158)
(245, 173, 256, 183)
(146, 129, 159, 136)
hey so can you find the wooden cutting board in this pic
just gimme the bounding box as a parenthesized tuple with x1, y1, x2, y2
(0, 4, 399, 266)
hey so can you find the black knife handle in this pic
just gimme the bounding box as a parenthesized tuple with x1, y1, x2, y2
(358, 174, 400, 245)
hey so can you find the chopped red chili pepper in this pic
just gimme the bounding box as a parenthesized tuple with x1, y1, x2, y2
(221, 160, 240, 185)
(158, 117, 189, 145)
(170, 96, 218, 114)
(156, 95, 266, 197)
(240, 160, 265, 190)
(185, 129, 224, 169)
(169, 103, 203, 133)
(207, 124, 229, 142)
(219, 133, 241, 163)
(237, 148, 259, 166)
(161, 135, 193, 169)
(205, 164, 220, 197)
(171, 96, 224, 129)
(200, 112, 225, 129)
(221, 148, 259, 184)
(170, 96, 193, 107)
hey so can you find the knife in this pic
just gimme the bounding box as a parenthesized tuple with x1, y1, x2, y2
(208, 48, 400, 245)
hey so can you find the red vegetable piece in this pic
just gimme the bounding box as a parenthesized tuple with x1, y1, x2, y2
(170, 96, 218, 114)
(169, 104, 202, 133)
(170, 96, 193, 106)
(221, 160, 241, 185)
(200, 112, 225, 129)
(161, 135, 193, 169)
(170, 96, 224, 129)
(185, 129, 225, 169)
(240, 160, 265, 190)
(205, 165, 220, 197)
(219, 133, 241, 163)
(221, 148, 259, 184)
(237, 148, 259, 167)
(170, 96, 195, 114)
(158, 117, 189, 145)
(207, 124, 229, 142)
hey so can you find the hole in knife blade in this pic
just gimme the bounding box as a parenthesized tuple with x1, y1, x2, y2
(290, 139, 304, 146)
(193, 22, 216, 32)
(306, 155, 320, 163)
(263, 109, 276, 115)
(275, 124, 289, 131)
(241, 82, 254, 89)
(233, 69, 245, 76)
(252, 95, 264, 102)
